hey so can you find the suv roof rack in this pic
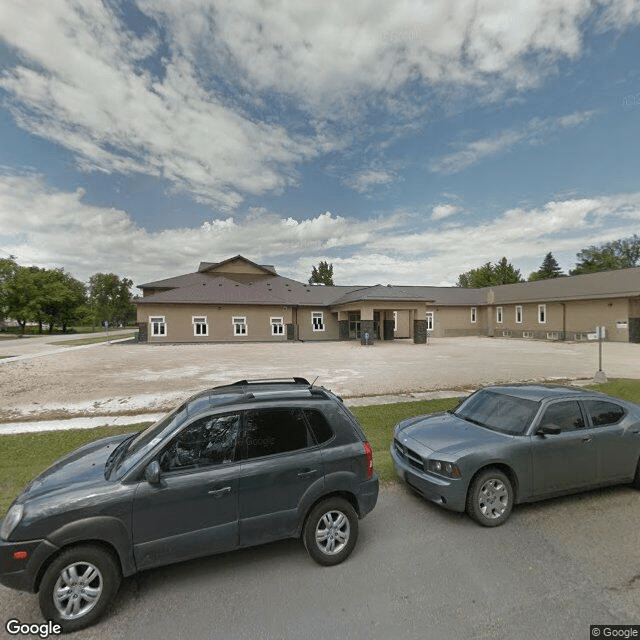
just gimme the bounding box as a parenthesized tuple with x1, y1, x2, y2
(231, 377, 310, 386)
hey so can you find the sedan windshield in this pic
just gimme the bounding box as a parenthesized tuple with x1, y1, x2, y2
(454, 390, 539, 435)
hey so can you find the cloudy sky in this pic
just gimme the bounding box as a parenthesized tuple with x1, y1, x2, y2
(1, 0, 639, 288)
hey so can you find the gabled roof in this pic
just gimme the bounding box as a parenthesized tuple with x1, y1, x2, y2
(137, 256, 640, 309)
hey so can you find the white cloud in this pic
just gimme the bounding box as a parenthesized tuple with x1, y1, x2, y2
(431, 204, 461, 220)
(343, 169, 397, 194)
(0, 1, 636, 211)
(430, 110, 599, 173)
(2, 172, 638, 287)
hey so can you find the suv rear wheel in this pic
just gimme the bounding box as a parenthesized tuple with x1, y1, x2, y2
(303, 497, 358, 566)
(38, 544, 121, 633)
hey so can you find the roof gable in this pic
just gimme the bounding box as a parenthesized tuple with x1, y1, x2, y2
(198, 255, 277, 276)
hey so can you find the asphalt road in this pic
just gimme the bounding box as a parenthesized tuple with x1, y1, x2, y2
(2, 484, 639, 640)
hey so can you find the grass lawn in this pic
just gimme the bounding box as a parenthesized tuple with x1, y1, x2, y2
(1, 379, 639, 515)
(52, 333, 137, 346)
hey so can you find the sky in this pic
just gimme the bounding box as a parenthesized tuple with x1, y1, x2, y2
(1, 1, 640, 289)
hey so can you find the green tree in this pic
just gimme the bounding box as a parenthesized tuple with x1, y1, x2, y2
(0, 256, 20, 318)
(456, 257, 523, 288)
(40, 270, 87, 333)
(570, 234, 640, 275)
(528, 252, 565, 281)
(88, 273, 135, 327)
(309, 261, 334, 285)
(3, 265, 86, 333)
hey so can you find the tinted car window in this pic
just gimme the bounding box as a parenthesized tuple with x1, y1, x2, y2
(455, 389, 539, 435)
(540, 401, 585, 431)
(305, 409, 334, 444)
(583, 400, 625, 426)
(243, 408, 313, 458)
(160, 413, 239, 472)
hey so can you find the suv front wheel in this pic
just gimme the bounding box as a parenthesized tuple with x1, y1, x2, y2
(303, 498, 358, 566)
(38, 544, 121, 633)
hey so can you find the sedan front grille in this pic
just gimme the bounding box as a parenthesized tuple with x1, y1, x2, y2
(394, 439, 425, 472)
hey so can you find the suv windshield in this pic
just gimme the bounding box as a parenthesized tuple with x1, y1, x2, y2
(454, 389, 539, 435)
(109, 403, 188, 478)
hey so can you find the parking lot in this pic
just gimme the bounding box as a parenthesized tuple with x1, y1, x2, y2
(1, 334, 639, 639)
(1, 334, 639, 424)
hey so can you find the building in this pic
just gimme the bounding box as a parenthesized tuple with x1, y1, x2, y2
(136, 255, 640, 344)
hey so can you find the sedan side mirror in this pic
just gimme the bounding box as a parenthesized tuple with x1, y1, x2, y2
(145, 460, 161, 485)
(537, 424, 562, 436)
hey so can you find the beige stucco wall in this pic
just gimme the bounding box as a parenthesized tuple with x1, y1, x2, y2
(138, 304, 292, 342)
(487, 299, 630, 342)
(137, 304, 340, 342)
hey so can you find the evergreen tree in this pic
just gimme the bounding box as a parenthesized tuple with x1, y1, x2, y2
(309, 261, 334, 285)
(528, 252, 564, 281)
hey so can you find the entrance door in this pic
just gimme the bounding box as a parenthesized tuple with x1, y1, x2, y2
(349, 313, 361, 339)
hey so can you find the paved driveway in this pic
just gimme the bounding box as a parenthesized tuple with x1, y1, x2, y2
(1, 484, 638, 640)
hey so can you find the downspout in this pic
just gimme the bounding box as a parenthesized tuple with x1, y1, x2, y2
(561, 303, 566, 340)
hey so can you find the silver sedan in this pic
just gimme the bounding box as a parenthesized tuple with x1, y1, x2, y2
(391, 384, 640, 526)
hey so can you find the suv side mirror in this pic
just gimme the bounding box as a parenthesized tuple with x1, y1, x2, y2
(537, 424, 561, 436)
(145, 460, 161, 485)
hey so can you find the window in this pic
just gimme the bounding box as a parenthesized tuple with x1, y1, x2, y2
(515, 306, 523, 324)
(159, 413, 240, 472)
(540, 401, 585, 432)
(150, 316, 166, 336)
(583, 400, 625, 427)
(538, 304, 547, 324)
(304, 409, 334, 444)
(193, 316, 208, 336)
(496, 307, 503, 323)
(470, 307, 477, 323)
(271, 316, 284, 335)
(426, 311, 434, 331)
(242, 408, 313, 459)
(233, 316, 247, 336)
(312, 312, 324, 332)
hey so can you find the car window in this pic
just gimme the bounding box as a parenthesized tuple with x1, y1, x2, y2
(242, 408, 313, 459)
(583, 400, 626, 427)
(539, 401, 585, 432)
(304, 409, 334, 444)
(455, 389, 539, 435)
(159, 413, 240, 472)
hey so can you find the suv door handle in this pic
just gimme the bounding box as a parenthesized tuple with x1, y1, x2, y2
(297, 469, 318, 479)
(208, 486, 231, 498)
(582, 436, 592, 443)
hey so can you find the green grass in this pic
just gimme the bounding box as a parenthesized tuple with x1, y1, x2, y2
(352, 398, 460, 483)
(0, 424, 148, 514)
(52, 332, 137, 346)
(1, 379, 639, 515)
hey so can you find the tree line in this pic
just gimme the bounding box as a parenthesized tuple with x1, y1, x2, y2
(0, 257, 135, 333)
(456, 234, 640, 288)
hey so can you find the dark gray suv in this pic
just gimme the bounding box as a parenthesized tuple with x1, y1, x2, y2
(0, 378, 379, 632)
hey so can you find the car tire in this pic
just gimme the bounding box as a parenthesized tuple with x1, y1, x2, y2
(303, 498, 358, 566)
(38, 544, 121, 633)
(466, 468, 514, 527)
(633, 458, 640, 489)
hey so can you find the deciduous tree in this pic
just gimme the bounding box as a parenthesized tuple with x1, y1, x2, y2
(456, 257, 523, 288)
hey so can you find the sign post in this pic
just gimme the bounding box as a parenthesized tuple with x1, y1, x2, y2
(594, 325, 607, 383)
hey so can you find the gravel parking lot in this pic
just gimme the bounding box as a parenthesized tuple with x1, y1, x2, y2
(1, 334, 639, 424)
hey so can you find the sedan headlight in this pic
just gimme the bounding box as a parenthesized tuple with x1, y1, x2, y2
(427, 460, 461, 479)
(0, 504, 24, 540)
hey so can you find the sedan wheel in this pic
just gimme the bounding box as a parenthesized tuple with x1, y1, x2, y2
(466, 468, 514, 527)
(38, 545, 121, 633)
(303, 498, 358, 566)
